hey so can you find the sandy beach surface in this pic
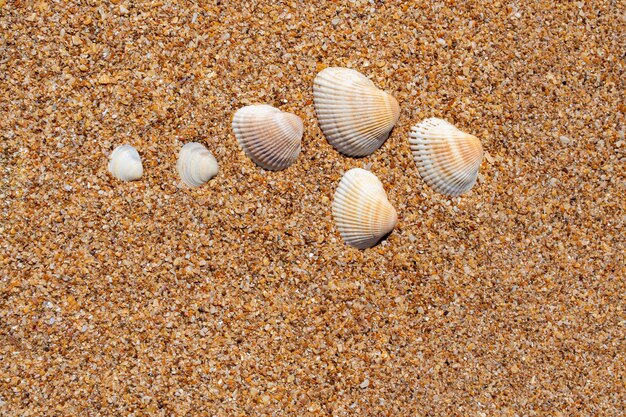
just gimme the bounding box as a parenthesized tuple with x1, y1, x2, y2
(1, 1, 624, 415)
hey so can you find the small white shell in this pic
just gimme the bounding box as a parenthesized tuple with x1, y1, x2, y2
(108, 144, 143, 181)
(409, 118, 484, 197)
(176, 142, 218, 188)
(313, 67, 400, 157)
(232, 105, 303, 171)
(332, 168, 398, 249)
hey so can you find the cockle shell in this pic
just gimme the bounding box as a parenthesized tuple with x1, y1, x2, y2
(108, 144, 143, 181)
(176, 142, 219, 187)
(409, 118, 484, 197)
(332, 168, 398, 249)
(232, 105, 303, 171)
(313, 67, 400, 157)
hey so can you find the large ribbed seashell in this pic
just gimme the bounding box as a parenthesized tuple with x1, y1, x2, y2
(409, 118, 484, 197)
(232, 105, 303, 171)
(313, 67, 400, 157)
(176, 142, 219, 187)
(108, 144, 143, 181)
(332, 168, 398, 249)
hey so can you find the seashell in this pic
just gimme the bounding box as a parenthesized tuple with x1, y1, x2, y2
(232, 104, 303, 171)
(332, 168, 398, 249)
(313, 67, 400, 157)
(409, 118, 484, 197)
(176, 142, 219, 187)
(108, 144, 143, 181)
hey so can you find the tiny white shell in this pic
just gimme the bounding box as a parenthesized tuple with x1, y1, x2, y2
(176, 142, 218, 188)
(332, 168, 398, 249)
(232, 105, 303, 171)
(409, 118, 484, 197)
(313, 67, 400, 157)
(108, 144, 143, 181)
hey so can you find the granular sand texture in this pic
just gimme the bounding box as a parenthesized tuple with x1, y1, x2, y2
(1, 1, 625, 415)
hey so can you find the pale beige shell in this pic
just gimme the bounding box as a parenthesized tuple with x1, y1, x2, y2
(108, 144, 143, 182)
(313, 67, 400, 157)
(332, 168, 398, 249)
(176, 142, 218, 188)
(232, 105, 303, 171)
(409, 118, 484, 197)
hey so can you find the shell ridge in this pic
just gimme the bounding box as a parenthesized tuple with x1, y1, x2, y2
(232, 105, 302, 171)
(332, 168, 397, 248)
(108, 144, 143, 181)
(314, 67, 399, 157)
(409, 118, 483, 197)
(176, 142, 218, 187)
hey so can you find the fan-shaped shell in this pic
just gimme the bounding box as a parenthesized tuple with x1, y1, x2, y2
(176, 142, 219, 187)
(409, 118, 484, 197)
(332, 168, 398, 249)
(232, 105, 303, 171)
(108, 144, 143, 181)
(313, 67, 400, 157)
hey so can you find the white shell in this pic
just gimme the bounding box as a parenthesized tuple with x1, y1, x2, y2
(409, 118, 484, 197)
(313, 67, 400, 157)
(176, 142, 218, 187)
(232, 105, 303, 171)
(108, 144, 143, 181)
(332, 168, 398, 249)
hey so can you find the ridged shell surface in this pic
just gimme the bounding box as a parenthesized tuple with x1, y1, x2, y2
(409, 118, 484, 197)
(313, 67, 400, 157)
(332, 168, 398, 249)
(176, 142, 219, 187)
(108, 144, 143, 181)
(232, 105, 303, 171)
